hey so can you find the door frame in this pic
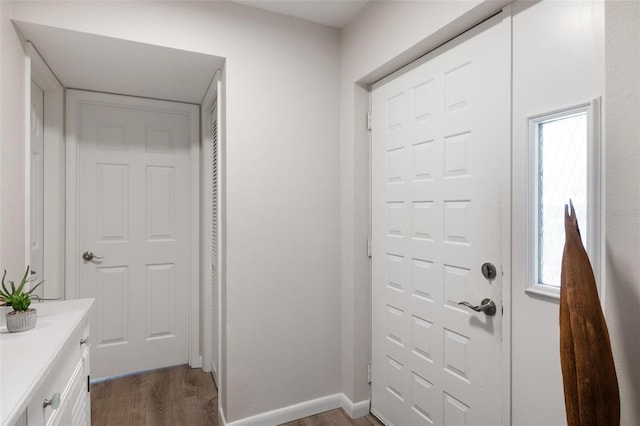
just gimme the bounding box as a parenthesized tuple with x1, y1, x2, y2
(367, 7, 513, 424)
(65, 89, 202, 369)
(25, 42, 65, 300)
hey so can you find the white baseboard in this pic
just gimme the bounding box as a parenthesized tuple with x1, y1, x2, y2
(211, 360, 219, 386)
(219, 393, 370, 426)
(190, 355, 203, 369)
(219, 404, 228, 426)
(340, 394, 370, 418)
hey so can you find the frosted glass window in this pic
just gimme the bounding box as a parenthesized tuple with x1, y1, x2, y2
(537, 112, 587, 286)
(527, 100, 601, 298)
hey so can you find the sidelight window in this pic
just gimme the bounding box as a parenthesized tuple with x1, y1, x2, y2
(526, 100, 602, 297)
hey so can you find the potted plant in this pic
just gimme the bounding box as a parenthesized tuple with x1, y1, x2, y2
(0, 266, 43, 332)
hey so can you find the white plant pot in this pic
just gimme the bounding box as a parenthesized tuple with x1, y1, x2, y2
(0, 304, 12, 328)
(6, 309, 37, 332)
(0, 305, 13, 328)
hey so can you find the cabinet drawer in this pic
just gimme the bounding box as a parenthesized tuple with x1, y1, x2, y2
(26, 317, 89, 425)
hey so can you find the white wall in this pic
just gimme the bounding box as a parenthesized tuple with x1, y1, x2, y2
(6, 2, 340, 423)
(338, 0, 509, 405)
(0, 1, 27, 276)
(511, 2, 605, 424)
(604, 2, 640, 424)
(4, 1, 638, 424)
(341, 2, 639, 425)
(0, 0, 5, 273)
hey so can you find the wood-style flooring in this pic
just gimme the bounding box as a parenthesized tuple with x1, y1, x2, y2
(91, 365, 384, 426)
(280, 409, 383, 426)
(91, 365, 217, 425)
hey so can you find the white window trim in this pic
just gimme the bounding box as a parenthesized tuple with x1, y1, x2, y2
(525, 98, 602, 299)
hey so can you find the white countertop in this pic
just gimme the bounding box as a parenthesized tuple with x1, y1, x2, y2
(0, 298, 94, 425)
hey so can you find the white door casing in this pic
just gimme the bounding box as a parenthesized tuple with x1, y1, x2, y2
(371, 13, 510, 426)
(30, 80, 45, 297)
(66, 90, 199, 379)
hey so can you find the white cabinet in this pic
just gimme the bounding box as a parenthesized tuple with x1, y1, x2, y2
(48, 358, 89, 426)
(1, 299, 94, 426)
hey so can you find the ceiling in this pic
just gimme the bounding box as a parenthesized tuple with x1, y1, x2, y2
(13, 1, 367, 104)
(230, 0, 369, 28)
(14, 21, 224, 104)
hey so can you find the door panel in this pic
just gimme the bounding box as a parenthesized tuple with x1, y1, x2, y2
(70, 91, 196, 379)
(371, 14, 510, 426)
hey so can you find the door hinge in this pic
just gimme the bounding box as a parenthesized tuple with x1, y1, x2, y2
(367, 362, 372, 384)
(367, 238, 372, 258)
(367, 111, 372, 131)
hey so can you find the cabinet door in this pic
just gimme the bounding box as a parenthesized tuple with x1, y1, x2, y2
(47, 359, 89, 426)
(12, 410, 27, 426)
(69, 358, 90, 426)
(48, 392, 71, 426)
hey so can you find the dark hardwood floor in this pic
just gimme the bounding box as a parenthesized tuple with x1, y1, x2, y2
(91, 365, 383, 426)
(91, 365, 217, 425)
(280, 409, 383, 426)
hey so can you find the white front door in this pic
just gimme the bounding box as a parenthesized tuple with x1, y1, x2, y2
(68, 90, 198, 379)
(30, 80, 45, 295)
(371, 13, 510, 426)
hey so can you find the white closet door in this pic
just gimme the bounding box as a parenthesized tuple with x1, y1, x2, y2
(211, 106, 220, 382)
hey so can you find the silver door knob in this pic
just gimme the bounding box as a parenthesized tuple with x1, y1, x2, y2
(458, 298, 497, 316)
(82, 251, 103, 261)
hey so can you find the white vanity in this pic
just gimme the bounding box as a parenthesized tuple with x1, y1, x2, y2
(1, 299, 94, 426)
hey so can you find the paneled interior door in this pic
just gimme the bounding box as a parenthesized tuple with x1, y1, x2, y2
(371, 13, 510, 426)
(68, 90, 197, 379)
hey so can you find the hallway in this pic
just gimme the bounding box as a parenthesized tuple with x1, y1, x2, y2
(91, 366, 384, 425)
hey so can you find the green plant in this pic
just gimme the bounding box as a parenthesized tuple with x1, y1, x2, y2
(7, 293, 32, 311)
(0, 266, 43, 312)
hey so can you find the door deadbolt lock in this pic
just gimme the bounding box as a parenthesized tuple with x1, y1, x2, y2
(481, 262, 497, 280)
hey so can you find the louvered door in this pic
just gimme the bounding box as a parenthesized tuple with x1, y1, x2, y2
(210, 106, 220, 381)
